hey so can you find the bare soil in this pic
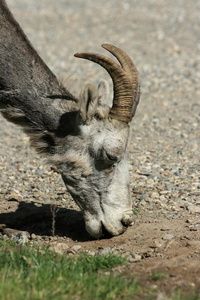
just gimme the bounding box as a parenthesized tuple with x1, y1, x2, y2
(0, 198, 200, 297)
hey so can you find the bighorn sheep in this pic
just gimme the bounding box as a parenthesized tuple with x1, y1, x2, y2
(0, 0, 140, 238)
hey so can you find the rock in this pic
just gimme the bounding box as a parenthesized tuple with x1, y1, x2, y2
(156, 292, 169, 300)
(150, 239, 164, 249)
(147, 179, 155, 187)
(165, 183, 173, 190)
(3, 228, 30, 239)
(98, 246, 112, 255)
(189, 227, 197, 231)
(163, 234, 174, 240)
(139, 194, 146, 201)
(31, 233, 37, 239)
(134, 254, 142, 260)
(86, 250, 96, 257)
(128, 254, 142, 262)
(185, 219, 192, 224)
(71, 245, 82, 252)
(187, 205, 200, 214)
(66, 249, 76, 255)
(51, 243, 69, 255)
(159, 195, 166, 201)
(160, 228, 170, 231)
(11, 232, 29, 245)
(151, 192, 159, 199)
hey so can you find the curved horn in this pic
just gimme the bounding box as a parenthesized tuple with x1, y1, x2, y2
(102, 44, 140, 117)
(74, 44, 140, 123)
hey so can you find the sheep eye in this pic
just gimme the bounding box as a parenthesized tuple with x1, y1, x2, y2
(99, 148, 118, 163)
(95, 148, 119, 170)
(95, 148, 119, 165)
(104, 151, 118, 162)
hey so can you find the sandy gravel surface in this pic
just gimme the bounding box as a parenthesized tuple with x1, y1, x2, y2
(0, 0, 200, 297)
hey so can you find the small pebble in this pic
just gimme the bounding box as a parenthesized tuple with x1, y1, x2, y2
(71, 245, 82, 252)
(11, 232, 29, 245)
(163, 234, 174, 240)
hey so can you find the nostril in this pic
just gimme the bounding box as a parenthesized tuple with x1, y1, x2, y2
(120, 222, 128, 233)
(101, 222, 113, 239)
(121, 219, 131, 229)
(121, 215, 133, 227)
(101, 217, 130, 237)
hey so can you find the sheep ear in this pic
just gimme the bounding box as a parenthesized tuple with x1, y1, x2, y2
(79, 83, 98, 123)
(98, 79, 110, 106)
(96, 80, 111, 119)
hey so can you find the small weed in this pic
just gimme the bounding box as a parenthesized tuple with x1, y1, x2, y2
(152, 272, 168, 281)
(50, 204, 59, 236)
(133, 208, 140, 215)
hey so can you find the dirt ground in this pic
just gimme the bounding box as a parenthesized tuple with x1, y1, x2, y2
(0, 197, 200, 297)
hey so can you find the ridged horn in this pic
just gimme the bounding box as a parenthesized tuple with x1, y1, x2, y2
(74, 44, 140, 123)
(102, 44, 140, 118)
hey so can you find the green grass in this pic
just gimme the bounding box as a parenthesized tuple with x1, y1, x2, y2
(0, 239, 139, 300)
(172, 290, 200, 300)
(1, 239, 199, 300)
(132, 208, 140, 216)
(151, 272, 168, 281)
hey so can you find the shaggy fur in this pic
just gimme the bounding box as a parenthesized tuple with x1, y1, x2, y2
(0, 0, 140, 238)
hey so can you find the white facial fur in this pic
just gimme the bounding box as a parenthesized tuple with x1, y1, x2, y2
(56, 118, 133, 238)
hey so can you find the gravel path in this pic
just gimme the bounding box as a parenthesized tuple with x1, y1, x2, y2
(1, 0, 199, 213)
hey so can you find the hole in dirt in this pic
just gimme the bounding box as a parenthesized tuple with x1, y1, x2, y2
(99, 222, 127, 240)
(100, 223, 113, 239)
(0, 202, 91, 242)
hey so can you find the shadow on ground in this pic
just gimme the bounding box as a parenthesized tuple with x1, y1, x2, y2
(0, 201, 91, 242)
